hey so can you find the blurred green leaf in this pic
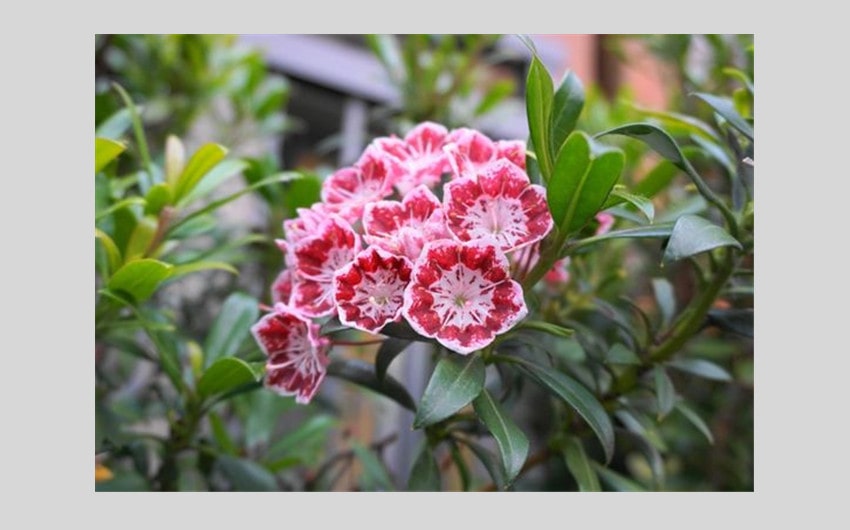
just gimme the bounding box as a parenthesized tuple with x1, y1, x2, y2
(215, 455, 277, 491)
(414, 355, 485, 428)
(198, 357, 261, 400)
(283, 173, 322, 215)
(203, 292, 259, 368)
(95, 198, 146, 221)
(407, 442, 441, 491)
(692, 92, 753, 141)
(606, 343, 640, 365)
(563, 436, 601, 492)
(634, 106, 721, 143)
(605, 189, 654, 223)
(208, 412, 238, 455)
(327, 358, 416, 412)
(652, 278, 676, 329)
(475, 79, 515, 117)
(550, 70, 585, 155)
(460, 437, 506, 490)
(366, 34, 405, 84)
(96, 107, 134, 140)
(143, 183, 171, 216)
(654, 366, 675, 420)
(95, 228, 122, 277)
(173, 143, 228, 202)
(352, 442, 395, 491)
(95, 137, 126, 173)
(597, 123, 686, 168)
(266, 414, 337, 463)
(592, 462, 646, 492)
(513, 357, 614, 463)
(518, 320, 574, 339)
(168, 261, 238, 282)
(473, 390, 529, 482)
(667, 358, 732, 382)
(526, 57, 555, 180)
(633, 160, 680, 199)
(179, 159, 248, 207)
(375, 337, 411, 382)
(107, 259, 173, 303)
(675, 402, 714, 444)
(663, 214, 741, 262)
(707, 308, 753, 338)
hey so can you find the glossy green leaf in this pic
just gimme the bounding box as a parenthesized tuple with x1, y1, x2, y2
(95, 229, 122, 277)
(634, 106, 721, 143)
(107, 259, 173, 303)
(143, 183, 171, 216)
(375, 337, 411, 382)
(550, 70, 584, 155)
(407, 442, 441, 491)
(707, 308, 753, 338)
(675, 402, 714, 444)
(667, 358, 732, 382)
(203, 292, 259, 368)
(168, 261, 238, 282)
(633, 160, 680, 199)
(607, 189, 654, 223)
(413, 355, 485, 428)
(95, 137, 126, 173)
(597, 123, 686, 168)
(327, 358, 416, 411)
(592, 462, 647, 492)
(352, 442, 395, 491)
(652, 278, 676, 329)
(215, 455, 277, 491)
(173, 143, 228, 202)
(198, 357, 261, 399)
(547, 131, 590, 227)
(266, 414, 337, 463)
(179, 159, 248, 207)
(96, 107, 134, 139)
(692, 92, 754, 141)
(473, 390, 529, 482)
(525, 57, 555, 180)
(663, 214, 741, 262)
(654, 366, 675, 420)
(514, 357, 614, 463)
(563, 437, 601, 491)
(606, 343, 640, 365)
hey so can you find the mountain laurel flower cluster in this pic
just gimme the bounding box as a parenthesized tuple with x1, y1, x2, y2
(252, 122, 569, 402)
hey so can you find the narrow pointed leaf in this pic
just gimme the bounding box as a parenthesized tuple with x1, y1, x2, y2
(215, 455, 277, 491)
(652, 278, 676, 329)
(198, 357, 261, 399)
(663, 214, 741, 262)
(513, 357, 614, 463)
(633, 160, 680, 199)
(473, 390, 529, 482)
(414, 355, 485, 428)
(173, 143, 228, 202)
(408, 442, 441, 491)
(606, 189, 654, 223)
(654, 366, 675, 420)
(707, 308, 753, 338)
(107, 259, 173, 303)
(95, 228, 122, 277)
(674, 402, 715, 444)
(606, 343, 640, 365)
(203, 292, 259, 368)
(143, 183, 171, 216)
(692, 92, 754, 141)
(526, 57, 555, 180)
(327, 358, 416, 412)
(95, 137, 126, 173)
(179, 159, 248, 207)
(667, 358, 732, 382)
(550, 70, 584, 155)
(168, 261, 238, 282)
(571, 223, 675, 253)
(460, 437, 506, 490)
(563, 436, 601, 491)
(592, 462, 647, 492)
(597, 123, 686, 168)
(352, 442, 395, 491)
(375, 337, 412, 382)
(547, 131, 591, 227)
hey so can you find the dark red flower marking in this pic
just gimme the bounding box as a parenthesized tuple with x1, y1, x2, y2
(371, 121, 451, 194)
(444, 127, 526, 180)
(321, 148, 395, 222)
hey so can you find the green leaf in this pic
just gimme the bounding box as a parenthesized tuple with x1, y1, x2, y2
(352, 442, 395, 491)
(548, 131, 590, 227)
(473, 390, 529, 482)
(633, 160, 680, 199)
(607, 189, 654, 223)
(459, 437, 506, 490)
(674, 402, 715, 444)
(198, 357, 261, 400)
(173, 143, 228, 203)
(633, 106, 721, 143)
(518, 320, 574, 338)
(667, 358, 732, 382)
(413, 355, 485, 428)
(475, 79, 515, 117)
(375, 337, 411, 382)
(96, 107, 134, 140)
(95, 137, 126, 173)
(571, 223, 675, 252)
(654, 366, 675, 420)
(94, 197, 146, 221)
(283, 173, 322, 215)
(525, 57, 555, 180)
(597, 123, 687, 168)
(179, 159, 248, 207)
(652, 278, 676, 329)
(208, 412, 238, 455)
(143, 183, 171, 216)
(168, 261, 239, 282)
(95, 228, 122, 277)
(513, 357, 614, 463)
(203, 292, 259, 368)
(266, 415, 337, 463)
(563, 437, 601, 492)
(592, 462, 646, 492)
(707, 308, 753, 338)
(106, 259, 173, 303)
(692, 92, 754, 141)
(407, 442, 441, 491)
(663, 214, 741, 262)
(215, 455, 277, 491)
(327, 358, 416, 412)
(123, 215, 158, 262)
(365, 34, 405, 84)
(549, 70, 585, 155)
(606, 343, 640, 365)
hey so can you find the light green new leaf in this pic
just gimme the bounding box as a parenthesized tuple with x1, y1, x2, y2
(473, 390, 529, 482)
(203, 292, 259, 368)
(168, 261, 238, 283)
(563, 437, 601, 491)
(95, 137, 126, 173)
(592, 462, 647, 492)
(143, 183, 171, 216)
(198, 357, 261, 400)
(106, 259, 173, 303)
(95, 229, 122, 277)
(179, 159, 248, 207)
(414, 355, 485, 428)
(663, 214, 741, 262)
(652, 278, 676, 329)
(173, 143, 228, 203)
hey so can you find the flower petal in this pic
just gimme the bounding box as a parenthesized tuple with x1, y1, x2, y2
(363, 185, 449, 261)
(321, 149, 395, 222)
(370, 122, 450, 194)
(271, 268, 294, 305)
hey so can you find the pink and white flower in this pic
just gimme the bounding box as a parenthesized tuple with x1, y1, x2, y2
(402, 239, 528, 355)
(271, 268, 294, 305)
(334, 247, 413, 334)
(363, 185, 451, 261)
(251, 303, 331, 404)
(595, 212, 615, 235)
(444, 127, 526, 180)
(371, 122, 451, 194)
(321, 148, 395, 222)
(278, 203, 333, 265)
(290, 215, 361, 318)
(443, 160, 553, 253)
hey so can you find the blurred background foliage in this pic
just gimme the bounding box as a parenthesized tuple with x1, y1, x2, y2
(95, 34, 753, 492)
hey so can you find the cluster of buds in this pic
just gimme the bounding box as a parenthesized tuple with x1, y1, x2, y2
(252, 122, 595, 403)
